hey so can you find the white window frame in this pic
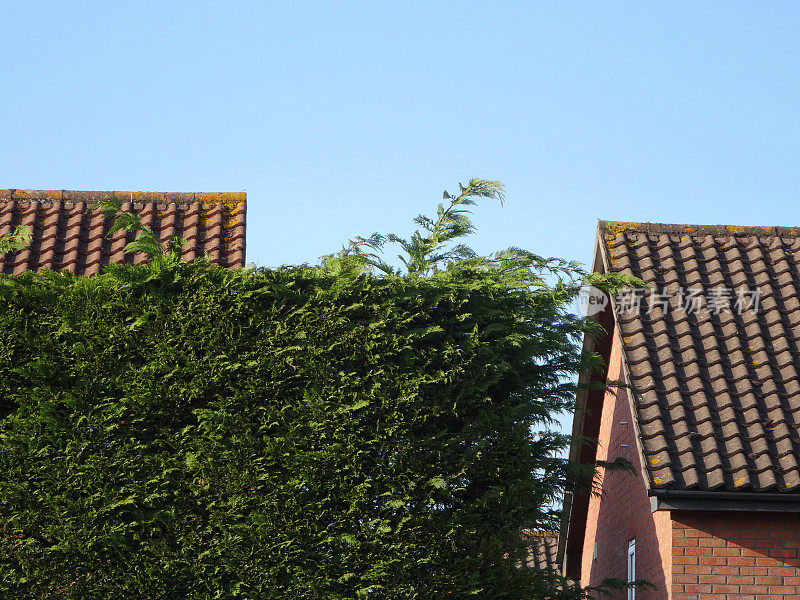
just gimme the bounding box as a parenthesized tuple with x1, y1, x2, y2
(627, 539, 636, 600)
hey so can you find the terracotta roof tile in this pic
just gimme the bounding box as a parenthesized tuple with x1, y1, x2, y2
(525, 532, 559, 571)
(0, 189, 246, 274)
(599, 221, 800, 493)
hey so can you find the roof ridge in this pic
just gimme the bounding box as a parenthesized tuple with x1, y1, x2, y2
(599, 220, 800, 238)
(0, 189, 246, 206)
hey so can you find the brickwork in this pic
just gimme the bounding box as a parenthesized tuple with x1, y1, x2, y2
(580, 332, 670, 599)
(672, 511, 800, 600)
(574, 331, 800, 600)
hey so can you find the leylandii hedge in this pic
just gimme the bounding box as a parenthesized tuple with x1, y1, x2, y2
(0, 256, 591, 599)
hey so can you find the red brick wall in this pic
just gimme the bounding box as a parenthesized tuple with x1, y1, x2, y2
(580, 332, 671, 598)
(672, 511, 800, 600)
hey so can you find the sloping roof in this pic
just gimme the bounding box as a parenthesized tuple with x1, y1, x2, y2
(0, 189, 246, 274)
(600, 221, 800, 493)
(525, 532, 560, 571)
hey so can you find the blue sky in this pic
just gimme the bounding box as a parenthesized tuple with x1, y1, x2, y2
(3, 2, 799, 271)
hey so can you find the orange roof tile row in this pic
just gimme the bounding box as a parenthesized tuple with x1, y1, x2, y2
(0, 190, 246, 275)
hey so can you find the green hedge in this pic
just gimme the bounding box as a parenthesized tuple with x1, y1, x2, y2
(0, 260, 582, 599)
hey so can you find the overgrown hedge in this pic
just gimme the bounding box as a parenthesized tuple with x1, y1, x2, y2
(0, 260, 582, 599)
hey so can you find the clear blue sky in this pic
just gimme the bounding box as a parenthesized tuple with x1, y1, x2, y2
(3, 2, 799, 270)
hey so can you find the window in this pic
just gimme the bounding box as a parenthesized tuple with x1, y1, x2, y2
(627, 539, 636, 600)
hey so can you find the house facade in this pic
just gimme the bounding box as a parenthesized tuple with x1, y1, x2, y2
(561, 222, 800, 600)
(0, 189, 246, 273)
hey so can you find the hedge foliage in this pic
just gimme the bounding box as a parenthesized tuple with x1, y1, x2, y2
(0, 256, 588, 599)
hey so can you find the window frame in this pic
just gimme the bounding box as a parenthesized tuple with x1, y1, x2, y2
(627, 539, 636, 600)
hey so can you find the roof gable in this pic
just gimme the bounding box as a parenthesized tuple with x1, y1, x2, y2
(0, 189, 246, 274)
(600, 220, 800, 494)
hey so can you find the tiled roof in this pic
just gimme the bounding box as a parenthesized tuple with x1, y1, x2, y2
(524, 531, 559, 571)
(600, 221, 800, 493)
(0, 189, 246, 274)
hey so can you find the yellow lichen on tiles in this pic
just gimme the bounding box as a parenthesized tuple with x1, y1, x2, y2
(223, 204, 243, 229)
(220, 192, 246, 204)
(653, 476, 662, 484)
(651, 458, 660, 465)
(604, 221, 641, 236)
(735, 477, 744, 486)
(196, 192, 223, 205)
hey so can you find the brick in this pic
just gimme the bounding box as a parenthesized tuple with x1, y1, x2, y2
(697, 574, 727, 584)
(698, 537, 725, 547)
(684, 583, 713, 593)
(750, 555, 785, 567)
(683, 528, 712, 538)
(709, 565, 739, 575)
(725, 529, 770, 539)
(711, 584, 740, 593)
(740, 584, 770, 594)
(726, 575, 756, 584)
(770, 529, 800, 539)
(684, 565, 706, 574)
(755, 539, 786, 549)
(687, 547, 715, 556)
(769, 586, 797, 594)
(755, 575, 784, 585)
(711, 547, 740, 556)
(740, 566, 770, 575)
(675, 537, 700, 547)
